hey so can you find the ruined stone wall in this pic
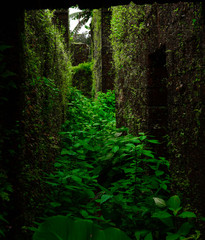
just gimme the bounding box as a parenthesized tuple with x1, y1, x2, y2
(92, 9, 102, 92)
(92, 8, 115, 94)
(0, 10, 72, 239)
(111, 1, 205, 224)
(101, 9, 115, 91)
(53, 9, 69, 47)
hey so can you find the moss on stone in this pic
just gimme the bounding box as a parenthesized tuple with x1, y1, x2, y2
(110, 2, 205, 228)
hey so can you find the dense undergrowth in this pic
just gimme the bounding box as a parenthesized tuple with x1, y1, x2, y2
(32, 88, 200, 240)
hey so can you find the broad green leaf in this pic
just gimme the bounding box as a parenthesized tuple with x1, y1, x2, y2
(142, 150, 154, 158)
(123, 168, 135, 174)
(155, 170, 164, 176)
(104, 152, 114, 160)
(135, 230, 149, 240)
(50, 202, 61, 208)
(112, 145, 120, 153)
(166, 233, 180, 240)
(145, 232, 153, 240)
(177, 222, 193, 236)
(61, 149, 76, 156)
(54, 163, 62, 167)
(115, 132, 123, 137)
(128, 137, 140, 144)
(153, 197, 166, 208)
(100, 194, 113, 204)
(85, 189, 95, 198)
(158, 216, 174, 228)
(71, 175, 82, 183)
(125, 143, 135, 149)
(139, 133, 146, 141)
(178, 211, 196, 218)
(147, 139, 159, 144)
(167, 195, 181, 211)
(160, 182, 168, 191)
(103, 227, 131, 240)
(33, 215, 131, 240)
(80, 210, 89, 218)
(0, 230, 5, 237)
(33, 215, 72, 240)
(152, 211, 172, 219)
(169, 207, 182, 216)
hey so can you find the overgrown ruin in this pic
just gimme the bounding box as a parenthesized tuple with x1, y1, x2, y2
(0, 1, 205, 239)
(92, 2, 205, 221)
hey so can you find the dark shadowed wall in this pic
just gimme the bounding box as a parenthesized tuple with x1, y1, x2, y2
(110, 2, 205, 232)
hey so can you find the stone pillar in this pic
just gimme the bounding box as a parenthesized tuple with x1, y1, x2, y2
(101, 8, 115, 91)
(92, 8, 115, 94)
(53, 9, 69, 48)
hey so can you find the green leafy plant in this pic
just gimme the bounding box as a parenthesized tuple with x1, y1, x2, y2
(151, 195, 199, 240)
(42, 88, 172, 239)
(37, 88, 201, 240)
(96, 132, 170, 238)
(33, 215, 131, 240)
(72, 62, 93, 97)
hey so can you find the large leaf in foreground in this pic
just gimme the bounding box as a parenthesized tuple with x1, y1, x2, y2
(33, 215, 131, 240)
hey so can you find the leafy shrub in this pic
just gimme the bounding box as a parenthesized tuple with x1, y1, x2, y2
(72, 62, 93, 97)
(96, 90, 116, 115)
(150, 195, 200, 240)
(41, 89, 199, 239)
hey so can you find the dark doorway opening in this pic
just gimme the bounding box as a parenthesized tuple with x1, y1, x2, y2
(147, 45, 168, 156)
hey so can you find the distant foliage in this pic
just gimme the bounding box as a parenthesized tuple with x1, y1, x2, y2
(72, 61, 93, 97)
(72, 32, 91, 46)
(69, 8, 92, 37)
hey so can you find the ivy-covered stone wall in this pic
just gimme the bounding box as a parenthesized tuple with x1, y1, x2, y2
(70, 42, 90, 66)
(53, 9, 69, 48)
(110, 1, 205, 226)
(1, 9, 72, 239)
(92, 8, 115, 94)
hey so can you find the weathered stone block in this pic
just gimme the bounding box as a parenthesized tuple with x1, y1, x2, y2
(91, 8, 115, 94)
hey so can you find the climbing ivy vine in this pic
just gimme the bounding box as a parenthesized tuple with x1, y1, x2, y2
(6, 9, 74, 236)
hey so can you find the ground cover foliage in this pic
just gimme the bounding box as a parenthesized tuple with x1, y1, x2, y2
(33, 88, 200, 240)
